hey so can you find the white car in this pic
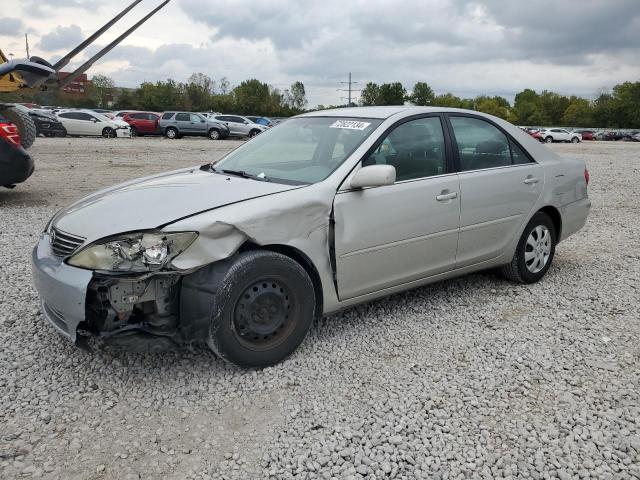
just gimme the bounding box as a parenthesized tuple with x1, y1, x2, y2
(538, 128, 581, 144)
(56, 110, 131, 138)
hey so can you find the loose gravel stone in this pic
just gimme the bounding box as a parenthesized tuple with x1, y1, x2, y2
(0, 138, 639, 479)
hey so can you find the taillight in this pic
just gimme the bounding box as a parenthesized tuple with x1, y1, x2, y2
(584, 168, 590, 185)
(0, 123, 21, 147)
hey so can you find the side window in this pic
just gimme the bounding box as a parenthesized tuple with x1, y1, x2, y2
(509, 140, 534, 165)
(363, 117, 447, 182)
(190, 114, 203, 123)
(130, 113, 145, 120)
(449, 116, 511, 171)
(58, 112, 73, 119)
(161, 112, 173, 120)
(78, 113, 95, 121)
(148, 114, 159, 121)
(175, 113, 190, 121)
(230, 116, 245, 123)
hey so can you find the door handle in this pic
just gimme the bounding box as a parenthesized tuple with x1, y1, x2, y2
(524, 177, 539, 185)
(436, 191, 458, 201)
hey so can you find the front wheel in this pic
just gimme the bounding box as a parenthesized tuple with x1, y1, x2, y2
(571, 137, 579, 143)
(249, 129, 260, 138)
(207, 251, 315, 368)
(208, 128, 220, 140)
(130, 126, 138, 137)
(102, 127, 115, 138)
(501, 212, 556, 284)
(545, 136, 553, 144)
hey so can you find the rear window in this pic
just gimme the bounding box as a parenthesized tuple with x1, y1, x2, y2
(161, 112, 174, 120)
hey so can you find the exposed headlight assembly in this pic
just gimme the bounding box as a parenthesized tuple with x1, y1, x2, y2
(68, 231, 197, 272)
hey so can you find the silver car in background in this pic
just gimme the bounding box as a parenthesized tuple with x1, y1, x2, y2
(32, 107, 590, 367)
(212, 114, 269, 138)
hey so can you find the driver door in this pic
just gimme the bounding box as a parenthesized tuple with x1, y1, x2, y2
(333, 115, 460, 300)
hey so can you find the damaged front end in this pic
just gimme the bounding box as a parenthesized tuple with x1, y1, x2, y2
(84, 272, 183, 352)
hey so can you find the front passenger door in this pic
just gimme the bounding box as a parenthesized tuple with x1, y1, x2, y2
(334, 115, 460, 300)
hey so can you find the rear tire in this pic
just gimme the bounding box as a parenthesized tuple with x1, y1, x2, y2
(571, 137, 579, 143)
(165, 127, 178, 139)
(130, 126, 138, 137)
(1, 106, 36, 149)
(545, 136, 553, 144)
(249, 129, 260, 138)
(207, 251, 315, 368)
(501, 212, 556, 284)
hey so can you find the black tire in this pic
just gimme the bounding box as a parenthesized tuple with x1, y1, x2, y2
(129, 126, 138, 137)
(208, 128, 220, 140)
(571, 137, 579, 143)
(102, 127, 115, 138)
(165, 127, 178, 139)
(207, 250, 315, 368)
(501, 212, 556, 284)
(1, 106, 36, 149)
(58, 127, 67, 138)
(545, 136, 553, 144)
(249, 129, 260, 138)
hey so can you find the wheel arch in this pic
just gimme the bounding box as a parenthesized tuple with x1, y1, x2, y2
(537, 205, 562, 241)
(239, 242, 324, 318)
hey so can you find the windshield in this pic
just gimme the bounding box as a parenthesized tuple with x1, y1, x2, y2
(214, 117, 382, 184)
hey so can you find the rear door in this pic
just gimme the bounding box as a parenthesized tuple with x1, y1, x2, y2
(58, 112, 84, 135)
(334, 115, 460, 299)
(447, 114, 544, 267)
(175, 112, 192, 133)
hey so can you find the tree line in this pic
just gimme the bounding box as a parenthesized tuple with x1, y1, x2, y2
(0, 73, 309, 117)
(318, 80, 640, 128)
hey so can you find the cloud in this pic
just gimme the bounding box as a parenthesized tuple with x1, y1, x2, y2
(0, 17, 25, 36)
(20, 0, 103, 18)
(37, 25, 84, 52)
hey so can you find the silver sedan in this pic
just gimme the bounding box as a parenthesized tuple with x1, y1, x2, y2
(32, 107, 591, 367)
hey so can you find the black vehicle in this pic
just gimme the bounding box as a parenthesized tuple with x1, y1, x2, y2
(29, 110, 67, 137)
(0, 115, 34, 187)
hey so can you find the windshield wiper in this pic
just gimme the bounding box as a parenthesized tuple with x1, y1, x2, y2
(212, 167, 270, 182)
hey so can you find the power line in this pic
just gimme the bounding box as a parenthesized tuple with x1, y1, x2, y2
(337, 72, 360, 106)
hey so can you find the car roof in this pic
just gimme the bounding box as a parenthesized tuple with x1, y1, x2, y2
(299, 106, 511, 119)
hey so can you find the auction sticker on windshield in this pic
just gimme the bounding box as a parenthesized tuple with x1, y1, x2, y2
(330, 120, 372, 130)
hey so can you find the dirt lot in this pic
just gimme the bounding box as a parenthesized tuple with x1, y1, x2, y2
(1, 137, 639, 479)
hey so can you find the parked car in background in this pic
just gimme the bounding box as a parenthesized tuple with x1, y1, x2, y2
(122, 112, 160, 137)
(56, 110, 131, 138)
(91, 108, 113, 116)
(538, 128, 581, 143)
(633, 133, 640, 142)
(158, 112, 230, 140)
(0, 114, 34, 187)
(246, 116, 274, 128)
(29, 110, 67, 137)
(573, 130, 595, 141)
(32, 106, 590, 367)
(212, 115, 268, 138)
(107, 110, 141, 119)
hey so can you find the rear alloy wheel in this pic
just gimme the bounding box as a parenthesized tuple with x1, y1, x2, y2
(165, 127, 178, 139)
(501, 212, 556, 284)
(208, 129, 220, 140)
(207, 250, 315, 368)
(571, 136, 579, 143)
(545, 136, 553, 143)
(102, 127, 116, 138)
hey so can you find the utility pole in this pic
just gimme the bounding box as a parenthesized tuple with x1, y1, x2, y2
(338, 72, 360, 106)
(25, 33, 30, 59)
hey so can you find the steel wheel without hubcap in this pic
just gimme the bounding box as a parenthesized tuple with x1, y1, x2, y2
(525, 225, 552, 273)
(233, 278, 295, 351)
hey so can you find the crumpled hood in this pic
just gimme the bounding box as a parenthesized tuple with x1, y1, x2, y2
(53, 167, 300, 244)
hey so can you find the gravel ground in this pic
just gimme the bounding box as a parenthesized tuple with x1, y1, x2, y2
(1, 137, 639, 480)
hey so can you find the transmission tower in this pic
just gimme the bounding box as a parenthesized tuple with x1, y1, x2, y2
(337, 72, 360, 106)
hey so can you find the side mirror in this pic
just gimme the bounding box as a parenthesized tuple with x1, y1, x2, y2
(244, 121, 249, 124)
(92, 118, 99, 122)
(350, 164, 396, 189)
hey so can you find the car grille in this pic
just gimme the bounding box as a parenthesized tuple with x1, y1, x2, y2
(50, 227, 85, 257)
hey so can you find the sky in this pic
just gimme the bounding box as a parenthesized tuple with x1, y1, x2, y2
(1, 0, 639, 107)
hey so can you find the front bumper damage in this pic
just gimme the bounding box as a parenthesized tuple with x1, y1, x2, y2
(32, 233, 209, 352)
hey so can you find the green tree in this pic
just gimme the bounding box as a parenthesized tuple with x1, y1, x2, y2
(290, 81, 307, 111)
(432, 93, 463, 108)
(233, 79, 271, 114)
(91, 74, 115, 108)
(360, 82, 380, 106)
(611, 81, 640, 128)
(409, 82, 435, 106)
(377, 82, 406, 105)
(186, 73, 215, 111)
(474, 96, 510, 120)
(561, 97, 593, 126)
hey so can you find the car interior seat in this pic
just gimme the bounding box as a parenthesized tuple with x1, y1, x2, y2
(470, 139, 510, 170)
